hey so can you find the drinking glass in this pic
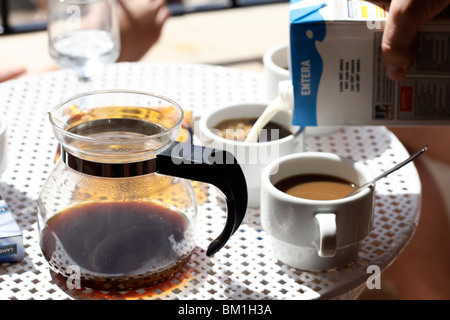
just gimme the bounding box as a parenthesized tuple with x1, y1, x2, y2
(47, 0, 120, 80)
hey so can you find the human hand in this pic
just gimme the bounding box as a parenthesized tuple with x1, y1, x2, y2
(117, 0, 171, 62)
(0, 67, 26, 83)
(382, 0, 450, 80)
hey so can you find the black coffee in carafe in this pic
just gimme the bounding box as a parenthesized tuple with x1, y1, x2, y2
(40, 201, 194, 290)
(40, 91, 248, 292)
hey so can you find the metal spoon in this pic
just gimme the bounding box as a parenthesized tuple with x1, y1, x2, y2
(346, 145, 428, 197)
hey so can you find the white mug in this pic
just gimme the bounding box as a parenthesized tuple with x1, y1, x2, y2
(261, 152, 375, 270)
(197, 102, 303, 207)
(263, 43, 339, 136)
(0, 118, 7, 176)
(263, 43, 291, 101)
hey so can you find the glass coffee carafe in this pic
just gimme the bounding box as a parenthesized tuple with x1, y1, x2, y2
(38, 90, 247, 291)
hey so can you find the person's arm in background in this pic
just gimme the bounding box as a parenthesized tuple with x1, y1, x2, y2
(0, 67, 27, 82)
(380, 1, 450, 300)
(117, 0, 171, 62)
(0, 0, 170, 82)
(382, 0, 450, 162)
(382, 0, 450, 80)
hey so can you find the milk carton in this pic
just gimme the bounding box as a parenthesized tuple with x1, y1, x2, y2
(289, 0, 450, 126)
(0, 194, 23, 263)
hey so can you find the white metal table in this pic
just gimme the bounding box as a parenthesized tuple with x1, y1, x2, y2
(0, 62, 421, 300)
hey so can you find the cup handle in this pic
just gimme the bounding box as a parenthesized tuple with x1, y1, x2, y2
(314, 213, 337, 258)
(156, 141, 248, 257)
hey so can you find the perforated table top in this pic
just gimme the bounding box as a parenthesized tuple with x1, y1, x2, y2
(0, 62, 420, 300)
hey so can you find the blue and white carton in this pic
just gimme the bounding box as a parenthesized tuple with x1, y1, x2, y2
(289, 0, 450, 126)
(0, 194, 24, 263)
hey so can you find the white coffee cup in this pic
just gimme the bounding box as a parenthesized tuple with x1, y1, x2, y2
(261, 152, 375, 270)
(0, 118, 7, 176)
(197, 102, 303, 207)
(263, 43, 291, 101)
(263, 43, 339, 136)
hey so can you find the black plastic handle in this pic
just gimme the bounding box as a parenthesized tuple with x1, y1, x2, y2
(156, 141, 248, 256)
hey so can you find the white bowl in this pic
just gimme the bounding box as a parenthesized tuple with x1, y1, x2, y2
(0, 117, 7, 176)
(196, 102, 303, 207)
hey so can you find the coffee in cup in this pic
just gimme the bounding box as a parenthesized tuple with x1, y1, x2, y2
(212, 118, 292, 142)
(197, 102, 303, 208)
(261, 152, 375, 270)
(274, 173, 358, 201)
